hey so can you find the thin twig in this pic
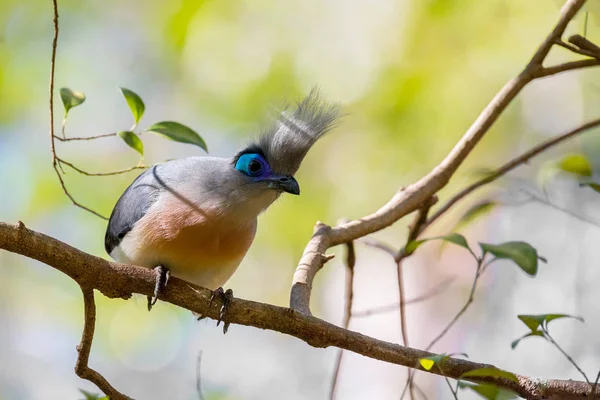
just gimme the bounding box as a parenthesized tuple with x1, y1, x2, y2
(75, 287, 130, 400)
(58, 158, 147, 176)
(543, 328, 589, 384)
(54, 133, 117, 141)
(48, 0, 107, 219)
(352, 277, 456, 318)
(425, 256, 485, 352)
(554, 39, 600, 58)
(424, 118, 600, 232)
(329, 242, 356, 400)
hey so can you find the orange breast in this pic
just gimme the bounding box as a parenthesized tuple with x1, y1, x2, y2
(120, 195, 257, 289)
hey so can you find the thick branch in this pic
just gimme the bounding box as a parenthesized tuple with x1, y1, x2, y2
(0, 222, 594, 399)
(289, 0, 590, 315)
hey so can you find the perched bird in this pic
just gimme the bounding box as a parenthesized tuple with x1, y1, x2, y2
(104, 90, 340, 314)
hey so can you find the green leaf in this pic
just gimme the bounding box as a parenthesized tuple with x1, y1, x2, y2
(517, 315, 546, 332)
(517, 314, 584, 332)
(119, 87, 145, 125)
(419, 353, 449, 371)
(557, 153, 592, 177)
(146, 121, 207, 152)
(454, 200, 497, 230)
(60, 88, 86, 114)
(458, 382, 518, 400)
(117, 131, 144, 156)
(511, 330, 545, 349)
(79, 389, 107, 400)
(406, 233, 470, 255)
(460, 367, 519, 383)
(479, 241, 545, 277)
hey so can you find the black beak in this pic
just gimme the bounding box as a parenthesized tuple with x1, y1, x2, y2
(266, 175, 300, 195)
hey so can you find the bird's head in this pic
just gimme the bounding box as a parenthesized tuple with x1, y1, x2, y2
(232, 88, 340, 199)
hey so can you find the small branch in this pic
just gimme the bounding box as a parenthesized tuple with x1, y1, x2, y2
(351, 277, 456, 318)
(58, 158, 147, 176)
(54, 133, 117, 141)
(74, 287, 130, 400)
(543, 327, 589, 384)
(555, 39, 600, 59)
(329, 242, 356, 400)
(52, 163, 109, 220)
(425, 256, 484, 352)
(424, 118, 600, 231)
(535, 58, 600, 77)
(568, 34, 600, 55)
(48, 0, 107, 220)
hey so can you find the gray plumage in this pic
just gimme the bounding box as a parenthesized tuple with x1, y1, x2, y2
(105, 90, 340, 264)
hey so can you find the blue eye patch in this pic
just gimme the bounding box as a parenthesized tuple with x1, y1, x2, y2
(235, 153, 271, 178)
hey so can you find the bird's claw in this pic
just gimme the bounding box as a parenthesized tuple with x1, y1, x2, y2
(147, 265, 170, 311)
(209, 287, 234, 334)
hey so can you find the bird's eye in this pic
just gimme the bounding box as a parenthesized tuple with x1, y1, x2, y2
(235, 153, 269, 177)
(248, 159, 262, 174)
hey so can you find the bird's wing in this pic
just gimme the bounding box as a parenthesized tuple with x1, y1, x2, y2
(104, 167, 161, 255)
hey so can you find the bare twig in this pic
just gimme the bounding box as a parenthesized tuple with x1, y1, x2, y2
(58, 158, 147, 176)
(555, 39, 600, 58)
(74, 287, 130, 400)
(329, 242, 356, 400)
(568, 34, 600, 55)
(425, 256, 488, 352)
(0, 221, 594, 400)
(290, 0, 594, 316)
(543, 327, 589, 384)
(49, 0, 108, 219)
(54, 133, 117, 141)
(424, 118, 600, 232)
(352, 277, 456, 318)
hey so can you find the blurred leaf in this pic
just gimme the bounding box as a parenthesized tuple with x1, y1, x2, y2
(460, 367, 519, 383)
(146, 121, 207, 152)
(557, 153, 592, 177)
(406, 233, 470, 254)
(511, 330, 544, 349)
(454, 200, 497, 230)
(79, 389, 108, 400)
(119, 87, 145, 125)
(458, 382, 518, 400)
(60, 88, 86, 115)
(117, 131, 144, 156)
(479, 241, 545, 276)
(517, 314, 584, 332)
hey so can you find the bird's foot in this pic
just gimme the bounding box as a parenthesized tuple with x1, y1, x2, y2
(209, 287, 234, 334)
(147, 265, 170, 311)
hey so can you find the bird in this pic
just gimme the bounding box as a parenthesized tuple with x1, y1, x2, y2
(104, 89, 340, 318)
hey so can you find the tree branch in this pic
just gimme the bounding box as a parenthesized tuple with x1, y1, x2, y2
(74, 287, 130, 400)
(424, 118, 600, 231)
(0, 221, 595, 399)
(289, 0, 592, 316)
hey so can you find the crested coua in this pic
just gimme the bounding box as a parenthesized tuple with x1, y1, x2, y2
(104, 90, 340, 314)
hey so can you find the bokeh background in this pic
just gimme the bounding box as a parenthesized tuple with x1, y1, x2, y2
(2, 1, 600, 399)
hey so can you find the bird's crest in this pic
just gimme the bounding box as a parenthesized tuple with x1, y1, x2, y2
(235, 88, 341, 176)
